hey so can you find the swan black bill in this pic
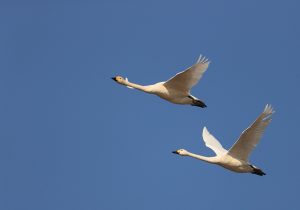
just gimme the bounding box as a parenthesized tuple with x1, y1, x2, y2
(172, 151, 179, 154)
(111, 77, 117, 81)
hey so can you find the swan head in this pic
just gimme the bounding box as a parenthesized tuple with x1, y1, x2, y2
(112, 76, 125, 84)
(172, 149, 189, 156)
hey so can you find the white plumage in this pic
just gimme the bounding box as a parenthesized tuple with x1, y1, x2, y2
(202, 127, 227, 156)
(173, 105, 274, 176)
(112, 55, 210, 108)
(228, 105, 274, 161)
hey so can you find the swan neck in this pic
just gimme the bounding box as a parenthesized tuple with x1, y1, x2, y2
(125, 81, 151, 93)
(187, 152, 216, 163)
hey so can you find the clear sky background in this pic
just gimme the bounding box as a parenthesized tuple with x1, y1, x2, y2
(1, 1, 300, 210)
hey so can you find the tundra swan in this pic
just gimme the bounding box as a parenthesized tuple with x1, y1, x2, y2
(172, 105, 274, 176)
(112, 55, 210, 108)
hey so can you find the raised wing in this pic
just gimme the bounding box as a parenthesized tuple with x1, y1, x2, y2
(164, 55, 210, 92)
(228, 105, 274, 161)
(202, 127, 227, 156)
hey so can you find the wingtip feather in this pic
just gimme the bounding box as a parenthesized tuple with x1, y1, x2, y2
(262, 104, 275, 121)
(196, 54, 210, 65)
(197, 54, 202, 63)
(203, 126, 209, 136)
(264, 104, 275, 114)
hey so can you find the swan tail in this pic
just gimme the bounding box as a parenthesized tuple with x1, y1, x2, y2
(250, 165, 266, 176)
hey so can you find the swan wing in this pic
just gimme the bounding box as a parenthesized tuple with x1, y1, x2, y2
(228, 104, 274, 161)
(125, 77, 134, 89)
(164, 55, 210, 92)
(202, 127, 227, 156)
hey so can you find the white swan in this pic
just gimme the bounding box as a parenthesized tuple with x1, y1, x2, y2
(173, 105, 274, 176)
(112, 55, 210, 108)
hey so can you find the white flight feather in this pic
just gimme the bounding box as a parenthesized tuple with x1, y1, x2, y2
(202, 127, 227, 156)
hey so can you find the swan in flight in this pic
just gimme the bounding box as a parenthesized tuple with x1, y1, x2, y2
(112, 55, 210, 108)
(172, 105, 274, 176)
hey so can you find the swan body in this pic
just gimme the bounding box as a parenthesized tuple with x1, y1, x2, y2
(173, 105, 274, 176)
(112, 55, 210, 108)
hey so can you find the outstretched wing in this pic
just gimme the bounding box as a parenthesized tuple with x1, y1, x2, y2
(228, 105, 274, 161)
(202, 127, 227, 156)
(164, 55, 210, 92)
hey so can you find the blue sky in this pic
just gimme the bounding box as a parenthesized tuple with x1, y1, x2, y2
(1, 0, 300, 209)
